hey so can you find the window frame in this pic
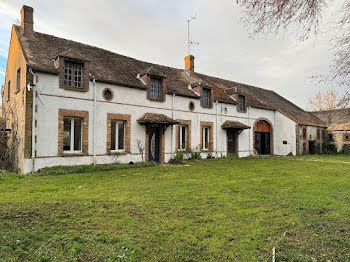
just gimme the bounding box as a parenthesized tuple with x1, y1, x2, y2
(16, 68, 21, 93)
(201, 88, 211, 108)
(110, 120, 126, 153)
(178, 125, 188, 151)
(64, 61, 83, 89)
(237, 95, 246, 112)
(149, 77, 162, 100)
(202, 126, 210, 151)
(63, 117, 83, 154)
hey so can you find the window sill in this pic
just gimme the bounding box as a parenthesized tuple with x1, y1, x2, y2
(148, 97, 164, 102)
(61, 86, 88, 92)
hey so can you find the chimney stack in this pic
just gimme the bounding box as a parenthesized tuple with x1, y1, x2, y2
(185, 55, 195, 74)
(21, 5, 34, 35)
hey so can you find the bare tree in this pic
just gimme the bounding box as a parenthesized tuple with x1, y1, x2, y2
(236, 0, 350, 86)
(136, 139, 145, 162)
(308, 88, 350, 110)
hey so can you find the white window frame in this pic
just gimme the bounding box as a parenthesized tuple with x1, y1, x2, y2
(202, 126, 210, 150)
(111, 120, 126, 153)
(178, 125, 187, 151)
(63, 117, 83, 154)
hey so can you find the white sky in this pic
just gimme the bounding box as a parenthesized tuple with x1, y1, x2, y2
(0, 0, 344, 109)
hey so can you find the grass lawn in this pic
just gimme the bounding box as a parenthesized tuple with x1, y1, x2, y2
(1, 156, 350, 261)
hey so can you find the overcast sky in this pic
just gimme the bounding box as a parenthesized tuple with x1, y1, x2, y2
(0, 0, 342, 109)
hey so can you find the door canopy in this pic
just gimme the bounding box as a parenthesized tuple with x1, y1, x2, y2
(254, 120, 271, 133)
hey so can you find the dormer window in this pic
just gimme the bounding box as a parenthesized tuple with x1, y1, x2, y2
(201, 88, 212, 108)
(150, 78, 161, 99)
(237, 95, 246, 112)
(64, 61, 83, 88)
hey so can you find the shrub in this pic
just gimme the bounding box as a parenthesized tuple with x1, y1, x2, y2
(191, 151, 202, 160)
(322, 142, 337, 154)
(171, 152, 184, 164)
(341, 144, 350, 154)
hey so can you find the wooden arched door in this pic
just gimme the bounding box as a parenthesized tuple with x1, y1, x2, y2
(254, 120, 272, 155)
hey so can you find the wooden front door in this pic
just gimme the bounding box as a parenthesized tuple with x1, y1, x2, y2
(148, 126, 160, 163)
(255, 132, 271, 155)
(227, 129, 238, 155)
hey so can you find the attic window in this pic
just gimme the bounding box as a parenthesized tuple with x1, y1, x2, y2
(237, 95, 246, 112)
(201, 88, 211, 108)
(64, 61, 83, 88)
(150, 78, 161, 99)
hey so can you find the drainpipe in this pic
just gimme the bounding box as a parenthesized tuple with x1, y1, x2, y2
(93, 76, 97, 165)
(29, 68, 36, 173)
(171, 93, 175, 159)
(215, 101, 218, 157)
(248, 106, 251, 155)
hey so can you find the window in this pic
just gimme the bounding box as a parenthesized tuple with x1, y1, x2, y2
(237, 95, 246, 112)
(111, 120, 125, 152)
(7, 81, 10, 101)
(150, 78, 161, 99)
(328, 133, 333, 141)
(103, 88, 114, 102)
(63, 118, 82, 153)
(317, 129, 321, 140)
(16, 68, 21, 92)
(189, 101, 195, 112)
(202, 88, 211, 108)
(64, 61, 83, 88)
(202, 126, 210, 150)
(344, 133, 350, 142)
(178, 125, 188, 150)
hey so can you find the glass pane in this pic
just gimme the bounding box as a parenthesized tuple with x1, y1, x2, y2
(177, 126, 181, 149)
(111, 121, 116, 151)
(74, 119, 82, 151)
(205, 128, 209, 149)
(63, 118, 71, 151)
(150, 79, 161, 99)
(181, 126, 186, 149)
(118, 122, 125, 150)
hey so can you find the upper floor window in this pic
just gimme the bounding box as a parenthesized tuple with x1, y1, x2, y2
(178, 125, 188, 151)
(202, 88, 211, 108)
(63, 117, 82, 153)
(237, 95, 246, 112)
(302, 127, 307, 140)
(150, 78, 161, 99)
(7, 81, 10, 101)
(64, 61, 83, 88)
(317, 128, 321, 140)
(16, 68, 21, 92)
(111, 120, 125, 152)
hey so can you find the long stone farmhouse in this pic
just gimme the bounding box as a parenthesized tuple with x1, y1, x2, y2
(2, 6, 327, 173)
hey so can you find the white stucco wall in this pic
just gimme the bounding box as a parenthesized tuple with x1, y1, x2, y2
(23, 73, 298, 173)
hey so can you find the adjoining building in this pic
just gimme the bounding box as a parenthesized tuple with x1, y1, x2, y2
(2, 6, 327, 173)
(311, 109, 350, 152)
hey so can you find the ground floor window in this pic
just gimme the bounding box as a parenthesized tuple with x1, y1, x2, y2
(111, 120, 125, 152)
(178, 125, 188, 151)
(202, 126, 210, 150)
(63, 117, 82, 153)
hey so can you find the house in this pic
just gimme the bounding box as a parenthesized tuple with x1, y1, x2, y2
(311, 108, 350, 152)
(2, 6, 326, 173)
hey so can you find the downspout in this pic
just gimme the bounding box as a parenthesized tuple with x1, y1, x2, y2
(93, 76, 97, 165)
(215, 101, 218, 157)
(248, 106, 251, 155)
(29, 68, 36, 173)
(171, 93, 175, 159)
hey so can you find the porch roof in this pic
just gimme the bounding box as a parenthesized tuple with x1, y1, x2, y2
(221, 120, 250, 130)
(137, 113, 179, 125)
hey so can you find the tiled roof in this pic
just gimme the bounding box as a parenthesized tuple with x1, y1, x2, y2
(222, 120, 250, 129)
(14, 25, 325, 127)
(327, 123, 350, 131)
(311, 108, 350, 125)
(137, 113, 179, 125)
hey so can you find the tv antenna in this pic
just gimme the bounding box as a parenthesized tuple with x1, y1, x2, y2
(187, 14, 199, 55)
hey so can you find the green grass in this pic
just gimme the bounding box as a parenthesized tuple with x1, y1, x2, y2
(1, 155, 350, 261)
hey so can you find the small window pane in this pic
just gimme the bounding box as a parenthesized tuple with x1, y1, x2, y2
(118, 122, 125, 150)
(205, 128, 209, 149)
(202, 88, 210, 107)
(63, 118, 71, 151)
(111, 121, 116, 151)
(181, 126, 186, 149)
(74, 119, 82, 151)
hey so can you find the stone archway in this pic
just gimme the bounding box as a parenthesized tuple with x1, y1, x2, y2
(253, 118, 273, 155)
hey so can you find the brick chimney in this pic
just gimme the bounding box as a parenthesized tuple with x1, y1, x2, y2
(21, 5, 34, 35)
(185, 55, 195, 74)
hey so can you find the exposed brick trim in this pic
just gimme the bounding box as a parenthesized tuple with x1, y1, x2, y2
(58, 57, 89, 92)
(106, 113, 131, 154)
(58, 109, 89, 156)
(175, 119, 192, 151)
(200, 121, 214, 151)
